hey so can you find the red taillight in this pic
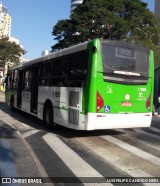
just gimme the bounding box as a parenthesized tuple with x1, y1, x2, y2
(96, 91, 104, 112)
(146, 94, 151, 111)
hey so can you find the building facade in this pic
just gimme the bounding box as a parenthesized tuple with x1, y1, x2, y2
(0, 2, 11, 38)
(0, 2, 28, 82)
(155, 0, 160, 18)
(71, 0, 83, 14)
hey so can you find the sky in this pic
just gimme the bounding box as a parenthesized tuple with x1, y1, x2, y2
(1, 0, 154, 60)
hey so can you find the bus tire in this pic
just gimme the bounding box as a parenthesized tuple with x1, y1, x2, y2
(43, 103, 55, 129)
(10, 96, 15, 111)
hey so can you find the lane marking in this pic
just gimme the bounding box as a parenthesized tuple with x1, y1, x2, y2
(101, 135, 160, 166)
(17, 131, 53, 186)
(120, 129, 160, 151)
(43, 133, 112, 186)
(4, 121, 52, 186)
(22, 129, 40, 138)
(118, 128, 160, 151)
(150, 127, 160, 133)
(134, 128, 160, 141)
(75, 137, 156, 186)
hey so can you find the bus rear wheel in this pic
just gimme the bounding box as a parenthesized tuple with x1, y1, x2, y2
(43, 104, 55, 129)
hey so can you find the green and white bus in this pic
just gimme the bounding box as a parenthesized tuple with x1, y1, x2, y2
(5, 39, 154, 130)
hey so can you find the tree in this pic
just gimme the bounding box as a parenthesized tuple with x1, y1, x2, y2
(125, 9, 160, 68)
(0, 37, 25, 69)
(51, 19, 79, 51)
(51, 0, 160, 67)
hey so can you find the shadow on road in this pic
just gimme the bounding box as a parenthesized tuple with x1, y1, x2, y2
(0, 121, 18, 177)
(0, 122, 17, 139)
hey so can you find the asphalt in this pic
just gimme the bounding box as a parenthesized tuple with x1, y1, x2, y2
(0, 92, 45, 185)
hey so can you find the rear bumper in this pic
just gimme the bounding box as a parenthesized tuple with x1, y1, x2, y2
(85, 112, 152, 130)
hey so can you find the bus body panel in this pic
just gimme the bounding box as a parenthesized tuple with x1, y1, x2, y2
(38, 86, 83, 130)
(92, 40, 154, 128)
(21, 91, 31, 113)
(83, 39, 98, 113)
(86, 112, 152, 130)
(96, 80, 152, 114)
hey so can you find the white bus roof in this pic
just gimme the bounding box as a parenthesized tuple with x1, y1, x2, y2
(10, 41, 89, 70)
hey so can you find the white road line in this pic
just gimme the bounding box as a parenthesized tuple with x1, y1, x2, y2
(117, 128, 160, 151)
(75, 137, 157, 186)
(134, 128, 160, 140)
(150, 127, 160, 133)
(22, 129, 40, 138)
(15, 121, 34, 129)
(138, 140, 160, 151)
(101, 135, 160, 166)
(43, 133, 113, 186)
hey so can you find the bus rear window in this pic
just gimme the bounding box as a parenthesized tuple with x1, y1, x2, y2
(102, 44, 149, 77)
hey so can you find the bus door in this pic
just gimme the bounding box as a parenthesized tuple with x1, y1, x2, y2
(17, 69, 24, 108)
(31, 65, 40, 113)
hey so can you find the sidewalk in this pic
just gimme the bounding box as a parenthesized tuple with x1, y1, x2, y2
(0, 120, 42, 176)
(0, 92, 45, 185)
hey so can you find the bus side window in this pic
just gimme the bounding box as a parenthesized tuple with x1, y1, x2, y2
(9, 76, 12, 89)
(6, 71, 13, 90)
(40, 62, 52, 86)
(68, 51, 87, 87)
(13, 70, 18, 90)
(51, 57, 68, 87)
(24, 69, 32, 91)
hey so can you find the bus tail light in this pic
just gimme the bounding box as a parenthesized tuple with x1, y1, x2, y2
(146, 94, 151, 111)
(96, 91, 104, 112)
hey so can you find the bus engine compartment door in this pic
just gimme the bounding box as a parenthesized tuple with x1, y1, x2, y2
(68, 91, 80, 126)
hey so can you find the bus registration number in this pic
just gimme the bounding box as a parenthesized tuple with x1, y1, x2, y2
(121, 102, 132, 107)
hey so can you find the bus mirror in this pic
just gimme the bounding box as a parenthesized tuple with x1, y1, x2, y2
(92, 46, 97, 53)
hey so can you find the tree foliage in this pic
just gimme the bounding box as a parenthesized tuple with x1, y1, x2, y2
(51, 0, 160, 68)
(0, 37, 25, 68)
